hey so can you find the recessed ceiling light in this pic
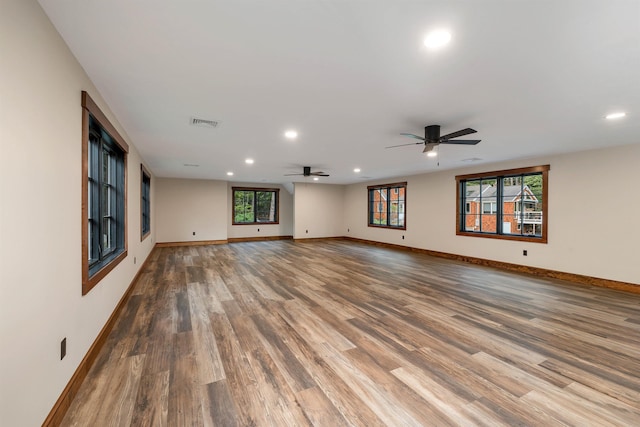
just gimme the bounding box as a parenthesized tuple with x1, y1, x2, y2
(245, 158, 254, 164)
(353, 168, 361, 173)
(284, 130, 298, 139)
(427, 151, 438, 158)
(313, 177, 319, 181)
(226, 171, 234, 176)
(424, 30, 452, 49)
(606, 112, 626, 120)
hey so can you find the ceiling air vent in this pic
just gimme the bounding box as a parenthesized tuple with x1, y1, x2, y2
(190, 117, 219, 128)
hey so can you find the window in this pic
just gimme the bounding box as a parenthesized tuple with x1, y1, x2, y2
(482, 201, 497, 214)
(232, 187, 279, 224)
(368, 182, 407, 229)
(141, 164, 151, 240)
(456, 165, 549, 243)
(82, 91, 128, 295)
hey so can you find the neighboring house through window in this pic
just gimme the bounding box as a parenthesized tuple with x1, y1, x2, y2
(368, 182, 407, 229)
(82, 91, 128, 294)
(456, 165, 549, 242)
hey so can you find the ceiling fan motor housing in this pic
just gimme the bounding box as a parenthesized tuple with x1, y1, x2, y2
(303, 166, 311, 176)
(426, 125, 441, 142)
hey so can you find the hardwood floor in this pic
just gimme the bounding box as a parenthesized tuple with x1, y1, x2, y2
(61, 240, 640, 426)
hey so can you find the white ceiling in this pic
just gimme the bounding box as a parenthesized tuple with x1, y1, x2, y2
(39, 0, 640, 184)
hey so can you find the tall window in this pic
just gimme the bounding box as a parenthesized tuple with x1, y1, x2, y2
(82, 91, 128, 294)
(141, 164, 151, 240)
(456, 165, 549, 243)
(232, 187, 279, 224)
(368, 182, 407, 229)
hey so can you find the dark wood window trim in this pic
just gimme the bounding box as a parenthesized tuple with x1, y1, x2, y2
(456, 165, 549, 243)
(82, 91, 129, 295)
(367, 181, 407, 230)
(232, 187, 280, 225)
(140, 164, 151, 241)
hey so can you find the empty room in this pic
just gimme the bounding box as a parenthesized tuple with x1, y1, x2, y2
(2, 0, 640, 426)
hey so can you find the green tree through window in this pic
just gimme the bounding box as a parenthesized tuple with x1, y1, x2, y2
(233, 188, 279, 224)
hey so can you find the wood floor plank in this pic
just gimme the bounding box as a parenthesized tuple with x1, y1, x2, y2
(251, 312, 318, 393)
(187, 282, 226, 384)
(203, 380, 240, 427)
(315, 342, 425, 427)
(92, 354, 145, 426)
(61, 240, 640, 426)
(167, 332, 205, 427)
(296, 386, 348, 427)
(208, 312, 263, 427)
(130, 371, 170, 427)
(244, 344, 314, 426)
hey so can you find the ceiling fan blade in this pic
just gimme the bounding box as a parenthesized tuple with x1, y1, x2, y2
(311, 173, 330, 177)
(386, 142, 423, 148)
(423, 143, 439, 153)
(440, 128, 477, 140)
(284, 173, 304, 176)
(400, 133, 425, 141)
(440, 139, 481, 145)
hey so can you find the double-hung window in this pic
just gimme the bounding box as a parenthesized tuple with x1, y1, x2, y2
(82, 92, 128, 294)
(456, 165, 549, 242)
(367, 182, 407, 229)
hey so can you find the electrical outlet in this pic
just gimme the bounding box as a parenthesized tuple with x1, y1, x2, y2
(402, 235, 405, 240)
(306, 230, 308, 234)
(61, 338, 66, 360)
(134, 257, 136, 264)
(192, 231, 196, 236)
(523, 250, 528, 256)
(257, 228, 260, 232)
(347, 228, 350, 232)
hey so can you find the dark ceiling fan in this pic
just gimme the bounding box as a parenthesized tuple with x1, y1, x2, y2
(284, 166, 329, 177)
(387, 125, 481, 153)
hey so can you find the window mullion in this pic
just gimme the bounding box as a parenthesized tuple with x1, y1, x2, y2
(97, 140, 104, 260)
(497, 178, 503, 234)
(478, 182, 483, 232)
(520, 176, 525, 235)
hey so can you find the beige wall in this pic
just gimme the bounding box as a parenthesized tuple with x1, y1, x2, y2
(0, 0, 155, 425)
(1, 2, 638, 425)
(294, 183, 345, 238)
(156, 178, 228, 243)
(227, 183, 294, 238)
(344, 143, 640, 285)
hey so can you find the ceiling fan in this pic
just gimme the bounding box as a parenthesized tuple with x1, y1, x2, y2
(284, 166, 329, 177)
(387, 125, 481, 153)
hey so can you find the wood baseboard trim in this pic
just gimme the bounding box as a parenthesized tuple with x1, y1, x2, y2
(293, 237, 344, 242)
(228, 235, 293, 243)
(342, 236, 640, 294)
(42, 247, 157, 426)
(155, 239, 228, 247)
